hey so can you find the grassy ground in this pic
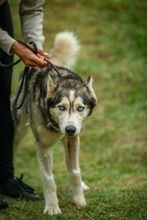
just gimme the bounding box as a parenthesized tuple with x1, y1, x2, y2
(1, 0, 147, 219)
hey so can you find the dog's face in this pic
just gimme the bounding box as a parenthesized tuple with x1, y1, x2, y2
(47, 73, 97, 136)
(50, 93, 91, 136)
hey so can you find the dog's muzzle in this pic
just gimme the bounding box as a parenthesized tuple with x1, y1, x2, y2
(65, 125, 76, 136)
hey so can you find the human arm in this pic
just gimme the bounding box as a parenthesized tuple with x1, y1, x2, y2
(0, 28, 47, 68)
(19, 0, 46, 50)
(18, 0, 47, 67)
(0, 0, 47, 68)
(10, 40, 48, 68)
(0, 27, 15, 54)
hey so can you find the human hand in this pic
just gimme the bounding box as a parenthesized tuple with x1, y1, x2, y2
(10, 41, 48, 68)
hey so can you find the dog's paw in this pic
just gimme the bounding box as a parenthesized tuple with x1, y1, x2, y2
(81, 181, 90, 191)
(73, 195, 87, 207)
(43, 205, 62, 215)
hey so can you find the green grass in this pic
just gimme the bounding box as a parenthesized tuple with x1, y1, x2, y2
(1, 0, 147, 219)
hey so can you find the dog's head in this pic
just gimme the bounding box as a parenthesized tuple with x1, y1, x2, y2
(47, 69, 97, 136)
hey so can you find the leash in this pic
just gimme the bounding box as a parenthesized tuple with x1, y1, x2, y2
(0, 40, 62, 110)
(44, 58, 62, 78)
(0, 40, 38, 68)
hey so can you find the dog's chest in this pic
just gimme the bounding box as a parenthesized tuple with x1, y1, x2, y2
(37, 125, 64, 147)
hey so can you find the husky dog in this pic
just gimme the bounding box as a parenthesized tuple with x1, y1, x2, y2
(12, 32, 97, 215)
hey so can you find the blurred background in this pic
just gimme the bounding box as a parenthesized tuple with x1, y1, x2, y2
(3, 0, 147, 219)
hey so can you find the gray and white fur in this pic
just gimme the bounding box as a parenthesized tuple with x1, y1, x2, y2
(12, 31, 97, 215)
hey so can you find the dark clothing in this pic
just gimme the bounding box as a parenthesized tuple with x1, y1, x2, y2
(0, 0, 14, 182)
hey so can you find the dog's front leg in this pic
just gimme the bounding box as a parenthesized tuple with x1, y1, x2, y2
(63, 136, 86, 207)
(37, 144, 61, 215)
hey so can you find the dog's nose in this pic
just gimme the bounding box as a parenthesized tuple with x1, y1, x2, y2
(65, 125, 76, 135)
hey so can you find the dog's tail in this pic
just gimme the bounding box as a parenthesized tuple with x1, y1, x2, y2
(48, 31, 80, 68)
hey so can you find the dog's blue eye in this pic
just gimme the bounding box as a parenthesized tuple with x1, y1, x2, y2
(77, 106, 85, 112)
(58, 105, 66, 111)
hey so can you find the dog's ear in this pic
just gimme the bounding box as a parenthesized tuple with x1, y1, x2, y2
(85, 76, 97, 104)
(47, 74, 58, 99)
